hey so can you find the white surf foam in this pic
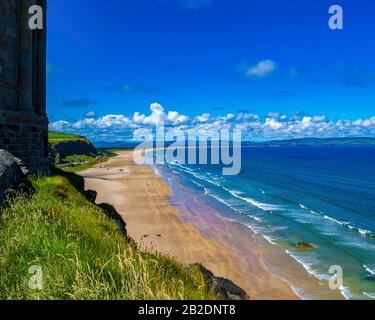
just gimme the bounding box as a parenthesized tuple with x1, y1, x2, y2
(363, 292, 375, 299)
(221, 186, 284, 212)
(322, 215, 374, 238)
(364, 265, 375, 275)
(190, 180, 204, 188)
(250, 216, 263, 223)
(324, 215, 345, 225)
(285, 250, 329, 281)
(358, 228, 373, 237)
(263, 235, 277, 245)
(178, 166, 284, 213)
(245, 224, 260, 235)
(339, 286, 356, 300)
(285, 250, 361, 300)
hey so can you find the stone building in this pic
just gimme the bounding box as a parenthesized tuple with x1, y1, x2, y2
(0, 0, 49, 174)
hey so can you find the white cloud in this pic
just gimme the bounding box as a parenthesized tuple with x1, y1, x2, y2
(49, 102, 375, 142)
(352, 117, 375, 128)
(265, 118, 283, 130)
(132, 103, 189, 126)
(301, 116, 313, 128)
(167, 111, 190, 124)
(133, 103, 166, 125)
(312, 115, 326, 122)
(91, 115, 132, 129)
(85, 111, 97, 118)
(49, 120, 70, 132)
(246, 60, 276, 78)
(195, 113, 211, 123)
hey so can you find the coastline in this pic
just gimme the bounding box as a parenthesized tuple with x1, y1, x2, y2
(80, 151, 343, 300)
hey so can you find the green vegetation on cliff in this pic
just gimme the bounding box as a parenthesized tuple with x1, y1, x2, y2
(57, 150, 115, 173)
(48, 132, 89, 145)
(48, 132, 113, 172)
(0, 170, 216, 300)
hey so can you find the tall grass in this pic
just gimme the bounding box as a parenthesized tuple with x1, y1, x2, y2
(0, 174, 216, 300)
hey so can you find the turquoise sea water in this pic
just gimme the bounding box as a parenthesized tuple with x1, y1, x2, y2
(157, 146, 375, 299)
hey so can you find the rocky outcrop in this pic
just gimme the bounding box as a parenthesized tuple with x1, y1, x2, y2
(0, 150, 30, 205)
(295, 242, 315, 250)
(49, 140, 98, 164)
(197, 264, 249, 300)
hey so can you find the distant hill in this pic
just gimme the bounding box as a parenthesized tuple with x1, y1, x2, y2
(248, 137, 375, 147)
(93, 137, 375, 148)
(93, 140, 139, 149)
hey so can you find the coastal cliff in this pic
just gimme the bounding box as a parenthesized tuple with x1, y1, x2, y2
(50, 139, 98, 160)
(0, 133, 249, 300)
(48, 132, 98, 164)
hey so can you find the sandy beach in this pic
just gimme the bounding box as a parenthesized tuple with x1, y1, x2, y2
(80, 151, 343, 300)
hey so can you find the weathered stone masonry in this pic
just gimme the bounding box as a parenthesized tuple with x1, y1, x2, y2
(0, 0, 49, 173)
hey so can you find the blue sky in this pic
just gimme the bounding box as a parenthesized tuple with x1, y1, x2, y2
(47, 0, 375, 141)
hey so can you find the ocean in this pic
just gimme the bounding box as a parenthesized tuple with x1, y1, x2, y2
(155, 146, 375, 300)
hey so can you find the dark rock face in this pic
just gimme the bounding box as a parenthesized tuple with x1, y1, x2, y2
(0, 150, 30, 204)
(50, 140, 98, 162)
(98, 203, 128, 237)
(197, 264, 249, 300)
(365, 275, 375, 282)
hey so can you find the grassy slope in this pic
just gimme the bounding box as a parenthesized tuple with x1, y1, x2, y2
(48, 132, 89, 145)
(60, 149, 116, 173)
(49, 132, 119, 172)
(0, 170, 215, 300)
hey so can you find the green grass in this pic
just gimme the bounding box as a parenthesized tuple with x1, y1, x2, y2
(59, 155, 105, 173)
(64, 155, 99, 163)
(57, 149, 119, 173)
(0, 171, 216, 300)
(48, 132, 124, 172)
(49, 132, 88, 145)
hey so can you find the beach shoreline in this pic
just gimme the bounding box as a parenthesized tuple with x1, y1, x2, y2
(80, 151, 343, 300)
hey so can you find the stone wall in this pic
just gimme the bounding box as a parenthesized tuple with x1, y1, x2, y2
(0, 0, 49, 174)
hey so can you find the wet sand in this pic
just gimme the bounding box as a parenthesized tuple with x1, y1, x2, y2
(80, 151, 343, 300)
